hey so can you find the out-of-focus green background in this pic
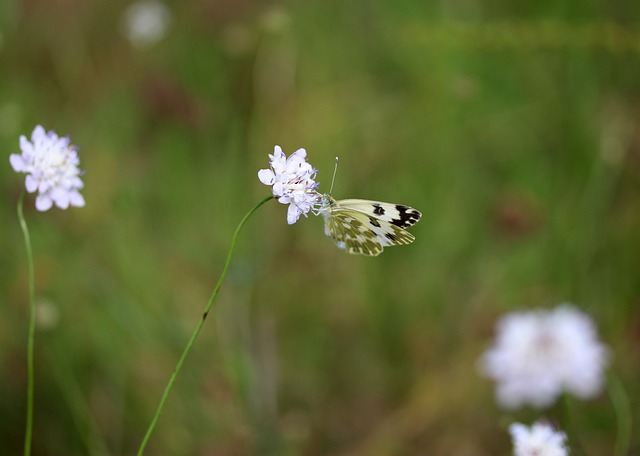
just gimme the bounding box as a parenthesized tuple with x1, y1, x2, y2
(2, 1, 640, 454)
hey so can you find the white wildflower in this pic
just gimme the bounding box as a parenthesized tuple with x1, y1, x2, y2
(480, 304, 609, 409)
(510, 421, 569, 456)
(121, 0, 171, 49)
(258, 145, 319, 224)
(10, 125, 85, 211)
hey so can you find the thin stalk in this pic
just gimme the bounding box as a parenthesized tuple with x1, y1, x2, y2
(136, 195, 273, 455)
(17, 191, 36, 456)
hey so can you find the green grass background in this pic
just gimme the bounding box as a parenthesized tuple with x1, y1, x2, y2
(1, 1, 640, 454)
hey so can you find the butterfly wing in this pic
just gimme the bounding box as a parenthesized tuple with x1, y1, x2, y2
(322, 198, 421, 256)
(324, 207, 386, 256)
(336, 199, 422, 229)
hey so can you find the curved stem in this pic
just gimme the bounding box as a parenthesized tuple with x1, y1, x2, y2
(136, 194, 273, 456)
(18, 192, 36, 456)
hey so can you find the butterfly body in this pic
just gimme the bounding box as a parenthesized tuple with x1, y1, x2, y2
(319, 194, 422, 256)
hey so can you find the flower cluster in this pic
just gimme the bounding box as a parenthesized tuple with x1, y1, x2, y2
(510, 422, 568, 456)
(258, 145, 320, 224)
(480, 304, 609, 409)
(10, 126, 85, 211)
(121, 0, 171, 49)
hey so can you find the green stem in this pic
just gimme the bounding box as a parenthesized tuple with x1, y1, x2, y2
(136, 194, 273, 456)
(17, 192, 36, 456)
(609, 373, 632, 456)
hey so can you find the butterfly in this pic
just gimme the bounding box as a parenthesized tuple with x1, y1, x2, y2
(319, 194, 422, 256)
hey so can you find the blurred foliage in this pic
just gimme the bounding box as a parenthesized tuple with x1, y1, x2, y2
(1, 0, 640, 455)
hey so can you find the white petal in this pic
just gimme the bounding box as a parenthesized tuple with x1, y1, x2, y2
(509, 423, 527, 441)
(35, 194, 53, 211)
(69, 192, 85, 207)
(272, 182, 286, 197)
(25, 175, 38, 193)
(51, 188, 70, 209)
(269, 146, 287, 170)
(258, 169, 275, 185)
(19, 136, 33, 155)
(32, 125, 46, 139)
(10, 154, 26, 171)
(71, 177, 84, 189)
(291, 148, 307, 159)
(286, 204, 301, 224)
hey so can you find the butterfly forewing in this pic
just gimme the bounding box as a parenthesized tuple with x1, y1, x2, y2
(335, 199, 421, 229)
(321, 196, 422, 256)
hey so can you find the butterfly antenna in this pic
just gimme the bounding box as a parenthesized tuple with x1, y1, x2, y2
(329, 157, 339, 194)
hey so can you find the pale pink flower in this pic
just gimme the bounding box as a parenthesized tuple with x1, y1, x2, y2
(510, 421, 569, 456)
(258, 145, 319, 224)
(480, 304, 609, 408)
(10, 125, 85, 211)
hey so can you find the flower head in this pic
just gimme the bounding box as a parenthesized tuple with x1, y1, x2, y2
(510, 422, 568, 456)
(258, 145, 320, 224)
(121, 0, 171, 49)
(10, 125, 85, 211)
(480, 304, 609, 409)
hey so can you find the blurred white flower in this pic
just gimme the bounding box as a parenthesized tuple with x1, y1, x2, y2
(480, 304, 609, 409)
(121, 0, 171, 49)
(10, 125, 85, 211)
(510, 422, 568, 456)
(36, 298, 60, 331)
(258, 145, 320, 224)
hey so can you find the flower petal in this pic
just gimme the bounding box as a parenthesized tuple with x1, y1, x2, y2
(19, 135, 34, 156)
(69, 191, 86, 207)
(291, 148, 307, 160)
(35, 194, 53, 211)
(25, 175, 38, 193)
(287, 204, 301, 224)
(32, 125, 46, 140)
(10, 154, 26, 171)
(51, 188, 70, 209)
(272, 145, 284, 159)
(258, 169, 275, 185)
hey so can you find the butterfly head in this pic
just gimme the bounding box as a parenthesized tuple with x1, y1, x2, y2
(318, 193, 336, 214)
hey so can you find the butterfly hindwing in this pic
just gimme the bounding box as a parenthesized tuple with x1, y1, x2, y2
(321, 196, 422, 256)
(324, 207, 385, 256)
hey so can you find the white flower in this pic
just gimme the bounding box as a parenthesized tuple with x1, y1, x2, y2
(121, 0, 171, 50)
(480, 304, 609, 409)
(258, 145, 320, 224)
(510, 422, 569, 456)
(10, 125, 85, 211)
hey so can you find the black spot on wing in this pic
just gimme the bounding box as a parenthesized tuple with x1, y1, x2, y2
(385, 232, 398, 242)
(391, 205, 422, 228)
(372, 204, 385, 216)
(369, 217, 381, 228)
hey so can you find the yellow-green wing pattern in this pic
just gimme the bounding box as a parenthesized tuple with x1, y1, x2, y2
(320, 196, 421, 256)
